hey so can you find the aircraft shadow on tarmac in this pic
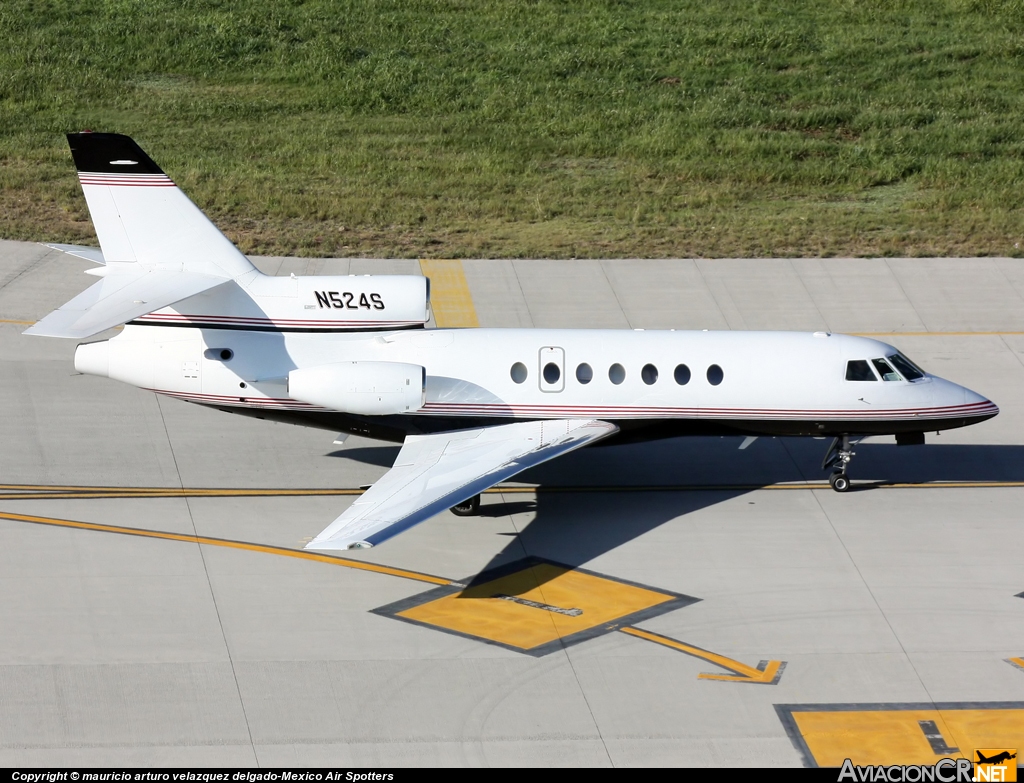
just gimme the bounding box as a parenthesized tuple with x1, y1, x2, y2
(332, 436, 1023, 591)
(328, 446, 401, 467)
(332, 435, 1024, 486)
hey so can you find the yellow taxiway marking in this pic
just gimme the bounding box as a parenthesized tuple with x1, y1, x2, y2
(0, 509, 451, 586)
(790, 706, 1024, 767)
(0, 486, 363, 500)
(620, 627, 784, 684)
(397, 562, 677, 652)
(4, 480, 1024, 502)
(1008, 657, 1024, 672)
(5, 319, 1023, 335)
(0, 484, 361, 494)
(418, 259, 479, 328)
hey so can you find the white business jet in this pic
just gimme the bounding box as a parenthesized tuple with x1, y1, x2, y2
(26, 133, 998, 550)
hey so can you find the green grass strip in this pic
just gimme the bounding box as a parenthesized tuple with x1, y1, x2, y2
(2, 0, 1024, 258)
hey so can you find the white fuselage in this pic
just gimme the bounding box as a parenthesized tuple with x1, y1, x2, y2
(74, 324, 996, 440)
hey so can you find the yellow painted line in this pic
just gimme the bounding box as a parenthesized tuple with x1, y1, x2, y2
(0, 509, 452, 586)
(419, 259, 479, 328)
(620, 626, 784, 683)
(0, 485, 363, 498)
(0, 492, 363, 500)
(3, 481, 1024, 504)
(1007, 657, 1024, 672)
(4, 321, 1017, 334)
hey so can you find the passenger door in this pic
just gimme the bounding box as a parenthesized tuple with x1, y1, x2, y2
(538, 346, 565, 392)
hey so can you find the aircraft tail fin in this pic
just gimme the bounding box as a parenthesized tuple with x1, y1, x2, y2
(64, 132, 255, 277)
(25, 133, 256, 338)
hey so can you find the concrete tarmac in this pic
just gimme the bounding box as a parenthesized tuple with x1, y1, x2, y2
(1, 240, 1023, 767)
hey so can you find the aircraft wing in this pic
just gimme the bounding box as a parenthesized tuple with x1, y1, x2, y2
(24, 264, 229, 338)
(306, 418, 619, 550)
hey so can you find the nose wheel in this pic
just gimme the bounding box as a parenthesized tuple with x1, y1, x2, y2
(822, 435, 856, 492)
(829, 472, 851, 492)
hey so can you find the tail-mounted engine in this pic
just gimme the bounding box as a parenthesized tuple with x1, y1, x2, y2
(288, 361, 426, 416)
(135, 274, 431, 332)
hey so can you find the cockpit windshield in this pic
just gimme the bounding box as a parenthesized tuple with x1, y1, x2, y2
(845, 360, 877, 381)
(887, 352, 926, 381)
(872, 358, 901, 382)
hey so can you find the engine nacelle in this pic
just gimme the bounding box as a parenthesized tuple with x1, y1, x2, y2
(288, 361, 426, 416)
(139, 274, 431, 331)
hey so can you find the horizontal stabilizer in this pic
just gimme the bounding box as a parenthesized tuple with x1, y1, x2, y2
(24, 264, 229, 338)
(306, 419, 618, 550)
(43, 244, 106, 265)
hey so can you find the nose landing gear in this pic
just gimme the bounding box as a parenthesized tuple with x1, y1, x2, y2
(821, 435, 856, 492)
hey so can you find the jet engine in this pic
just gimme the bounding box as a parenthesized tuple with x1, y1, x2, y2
(288, 361, 425, 416)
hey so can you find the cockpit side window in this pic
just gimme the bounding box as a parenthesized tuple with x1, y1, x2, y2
(872, 358, 901, 382)
(888, 352, 925, 381)
(845, 360, 877, 381)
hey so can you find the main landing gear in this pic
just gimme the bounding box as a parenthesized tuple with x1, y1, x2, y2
(821, 435, 856, 492)
(450, 494, 482, 516)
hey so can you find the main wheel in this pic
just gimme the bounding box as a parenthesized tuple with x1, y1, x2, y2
(829, 473, 850, 492)
(450, 494, 481, 516)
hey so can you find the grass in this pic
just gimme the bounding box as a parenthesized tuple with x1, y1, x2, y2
(2, 0, 1024, 258)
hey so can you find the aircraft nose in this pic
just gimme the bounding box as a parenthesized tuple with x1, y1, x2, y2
(958, 383, 999, 419)
(963, 386, 990, 406)
(74, 340, 109, 378)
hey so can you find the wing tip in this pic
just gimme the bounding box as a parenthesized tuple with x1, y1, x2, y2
(304, 539, 373, 551)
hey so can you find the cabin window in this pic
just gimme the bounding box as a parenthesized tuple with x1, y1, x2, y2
(510, 362, 528, 383)
(576, 363, 593, 384)
(872, 358, 901, 382)
(845, 360, 877, 381)
(609, 363, 626, 385)
(674, 364, 691, 385)
(641, 364, 658, 385)
(543, 362, 561, 384)
(888, 353, 925, 381)
(707, 364, 724, 385)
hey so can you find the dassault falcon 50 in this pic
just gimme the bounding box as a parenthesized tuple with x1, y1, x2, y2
(26, 133, 999, 549)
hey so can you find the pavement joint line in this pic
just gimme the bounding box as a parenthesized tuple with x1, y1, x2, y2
(0, 509, 453, 586)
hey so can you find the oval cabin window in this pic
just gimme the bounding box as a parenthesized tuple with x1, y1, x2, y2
(641, 364, 658, 385)
(510, 362, 528, 383)
(543, 362, 561, 384)
(674, 364, 691, 385)
(576, 363, 593, 384)
(707, 364, 724, 386)
(609, 363, 626, 385)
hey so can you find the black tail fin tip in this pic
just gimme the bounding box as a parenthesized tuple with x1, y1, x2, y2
(66, 132, 164, 175)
